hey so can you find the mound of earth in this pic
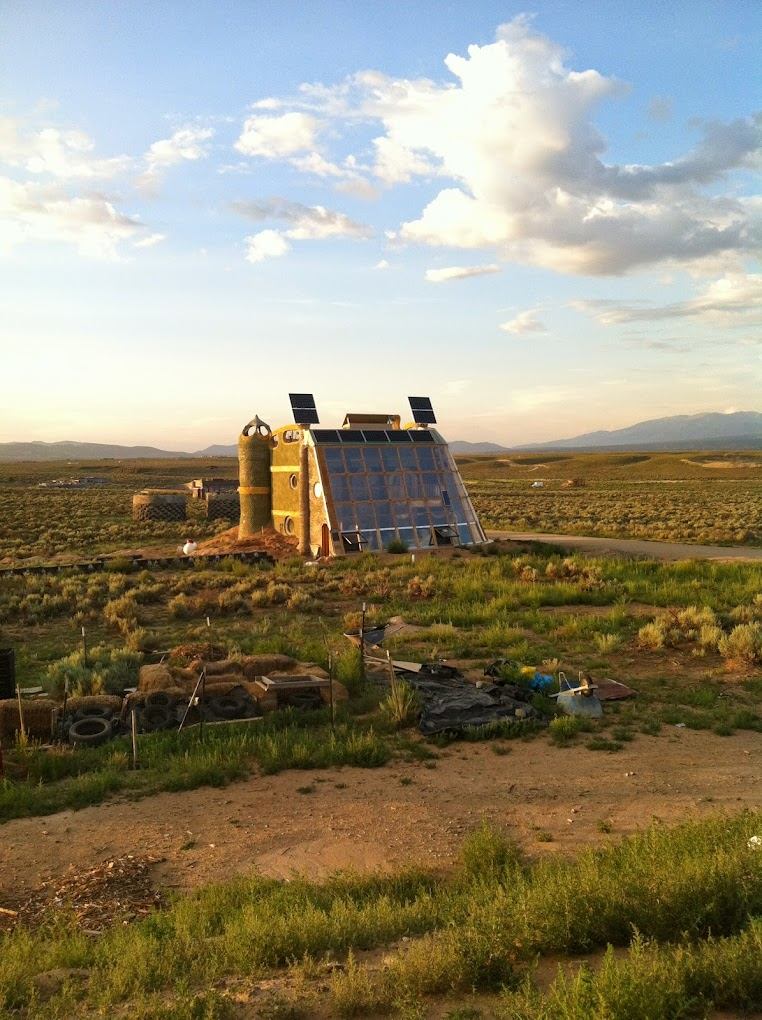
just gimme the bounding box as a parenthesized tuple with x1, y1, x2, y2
(194, 526, 298, 559)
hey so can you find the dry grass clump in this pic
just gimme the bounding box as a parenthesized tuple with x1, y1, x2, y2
(637, 605, 762, 666)
(407, 574, 436, 599)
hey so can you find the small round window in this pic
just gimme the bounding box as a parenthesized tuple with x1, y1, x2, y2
(289, 473, 298, 489)
(284, 516, 295, 535)
(313, 481, 323, 499)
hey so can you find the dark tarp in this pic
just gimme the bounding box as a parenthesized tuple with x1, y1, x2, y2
(393, 663, 537, 736)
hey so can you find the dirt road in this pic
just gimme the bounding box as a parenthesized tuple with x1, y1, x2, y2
(488, 530, 762, 562)
(1, 728, 759, 897)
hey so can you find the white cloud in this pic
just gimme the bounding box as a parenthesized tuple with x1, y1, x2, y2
(244, 229, 290, 264)
(499, 309, 547, 334)
(144, 125, 213, 170)
(375, 259, 390, 269)
(0, 116, 131, 179)
(138, 125, 214, 191)
(133, 232, 166, 249)
(573, 273, 762, 324)
(0, 175, 142, 259)
(425, 263, 500, 283)
(235, 112, 320, 158)
(246, 16, 762, 275)
(233, 197, 371, 240)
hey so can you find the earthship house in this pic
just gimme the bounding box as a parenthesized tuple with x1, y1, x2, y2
(238, 394, 486, 557)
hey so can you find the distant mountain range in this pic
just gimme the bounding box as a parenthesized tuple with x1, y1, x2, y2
(1, 412, 760, 461)
(513, 411, 762, 452)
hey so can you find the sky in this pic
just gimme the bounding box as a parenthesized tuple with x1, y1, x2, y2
(1, 0, 760, 449)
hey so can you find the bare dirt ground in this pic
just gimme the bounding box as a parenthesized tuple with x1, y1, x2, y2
(488, 530, 762, 561)
(1, 728, 760, 899)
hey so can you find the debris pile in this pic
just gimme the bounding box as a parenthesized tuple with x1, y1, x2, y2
(393, 662, 537, 736)
(0, 855, 162, 934)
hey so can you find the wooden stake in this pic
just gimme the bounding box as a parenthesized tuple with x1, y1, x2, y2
(359, 601, 366, 682)
(15, 684, 26, 741)
(328, 653, 335, 732)
(130, 709, 139, 769)
(179, 669, 205, 731)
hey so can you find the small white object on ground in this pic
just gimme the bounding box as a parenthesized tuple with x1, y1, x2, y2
(182, 540, 198, 556)
(748, 835, 761, 849)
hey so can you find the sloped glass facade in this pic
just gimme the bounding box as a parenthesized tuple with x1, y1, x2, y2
(311, 430, 485, 552)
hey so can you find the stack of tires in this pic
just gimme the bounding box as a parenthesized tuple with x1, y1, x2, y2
(67, 704, 116, 747)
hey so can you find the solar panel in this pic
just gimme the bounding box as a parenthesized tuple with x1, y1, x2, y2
(409, 430, 435, 443)
(387, 430, 413, 443)
(311, 429, 340, 443)
(289, 393, 320, 424)
(408, 396, 437, 425)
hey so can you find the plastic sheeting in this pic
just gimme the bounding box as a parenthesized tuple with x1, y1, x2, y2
(393, 663, 537, 735)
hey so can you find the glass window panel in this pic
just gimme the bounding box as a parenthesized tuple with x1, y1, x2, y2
(413, 504, 431, 526)
(368, 474, 387, 499)
(350, 474, 370, 500)
(421, 472, 439, 498)
(375, 501, 394, 528)
(441, 488, 451, 507)
(324, 448, 343, 472)
(363, 447, 383, 471)
(457, 523, 471, 545)
(381, 447, 400, 471)
(449, 493, 466, 522)
(405, 473, 422, 499)
(387, 473, 405, 499)
(430, 505, 447, 526)
(416, 447, 435, 471)
(397, 527, 415, 548)
(394, 506, 412, 528)
(355, 502, 376, 529)
(399, 446, 418, 470)
(334, 502, 355, 530)
(416, 526, 433, 547)
(343, 447, 363, 472)
(361, 529, 380, 550)
(330, 473, 351, 501)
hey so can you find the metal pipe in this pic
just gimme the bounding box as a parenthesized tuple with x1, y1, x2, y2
(298, 440, 310, 555)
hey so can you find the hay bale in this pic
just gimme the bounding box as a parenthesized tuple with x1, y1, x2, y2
(66, 695, 123, 715)
(0, 699, 54, 741)
(240, 654, 297, 679)
(204, 681, 249, 699)
(301, 662, 330, 680)
(204, 659, 242, 677)
(138, 664, 174, 693)
(322, 680, 349, 704)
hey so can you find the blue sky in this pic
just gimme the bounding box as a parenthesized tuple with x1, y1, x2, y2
(2, 1, 760, 448)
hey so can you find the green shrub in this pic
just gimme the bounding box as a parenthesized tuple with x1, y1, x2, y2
(718, 623, 762, 664)
(379, 678, 420, 728)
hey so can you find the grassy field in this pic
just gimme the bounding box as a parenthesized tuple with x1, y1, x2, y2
(1, 450, 761, 566)
(0, 456, 761, 1017)
(0, 811, 760, 1017)
(459, 450, 762, 546)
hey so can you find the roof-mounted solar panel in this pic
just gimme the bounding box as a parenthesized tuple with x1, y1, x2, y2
(289, 393, 320, 425)
(408, 396, 437, 425)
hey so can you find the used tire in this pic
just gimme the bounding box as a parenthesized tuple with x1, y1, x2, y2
(68, 716, 111, 747)
(145, 691, 176, 709)
(288, 690, 322, 710)
(208, 695, 245, 720)
(139, 705, 173, 731)
(75, 705, 112, 721)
